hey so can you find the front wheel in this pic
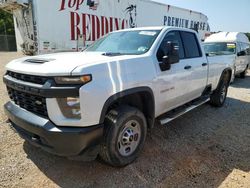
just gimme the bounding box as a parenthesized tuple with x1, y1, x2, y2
(99, 106, 147, 167)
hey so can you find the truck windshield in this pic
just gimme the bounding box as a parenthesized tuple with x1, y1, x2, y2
(85, 30, 161, 55)
(204, 42, 236, 56)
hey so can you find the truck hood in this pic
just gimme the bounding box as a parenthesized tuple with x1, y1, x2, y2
(5, 52, 138, 76)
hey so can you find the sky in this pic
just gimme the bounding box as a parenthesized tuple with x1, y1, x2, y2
(154, 0, 250, 32)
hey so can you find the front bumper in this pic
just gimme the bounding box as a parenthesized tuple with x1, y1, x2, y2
(4, 101, 104, 158)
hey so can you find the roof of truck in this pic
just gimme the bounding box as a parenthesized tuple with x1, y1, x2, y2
(115, 26, 165, 32)
(205, 32, 250, 43)
(113, 26, 196, 33)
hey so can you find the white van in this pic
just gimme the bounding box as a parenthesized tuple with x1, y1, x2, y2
(204, 32, 250, 78)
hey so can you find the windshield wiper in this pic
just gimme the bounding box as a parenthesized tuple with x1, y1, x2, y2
(102, 52, 123, 56)
(102, 52, 141, 56)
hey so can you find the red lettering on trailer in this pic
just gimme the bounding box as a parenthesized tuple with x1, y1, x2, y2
(59, 0, 85, 11)
(101, 16, 109, 36)
(70, 12, 81, 40)
(115, 18, 120, 30)
(59, 0, 66, 11)
(109, 17, 113, 32)
(82, 13, 91, 41)
(91, 15, 96, 41)
(76, 0, 84, 10)
(96, 15, 100, 40)
(70, 12, 128, 41)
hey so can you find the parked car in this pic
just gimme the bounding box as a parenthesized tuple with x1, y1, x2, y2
(204, 32, 250, 79)
(4, 27, 232, 166)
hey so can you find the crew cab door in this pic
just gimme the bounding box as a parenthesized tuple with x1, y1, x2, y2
(154, 30, 208, 114)
(179, 31, 208, 98)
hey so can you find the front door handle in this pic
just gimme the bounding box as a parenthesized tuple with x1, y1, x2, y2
(202, 63, 208, 66)
(184, 65, 192, 70)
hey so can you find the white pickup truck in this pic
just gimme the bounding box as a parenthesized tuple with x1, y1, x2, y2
(4, 27, 232, 166)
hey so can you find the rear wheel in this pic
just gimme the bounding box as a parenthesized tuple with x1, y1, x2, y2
(210, 72, 230, 107)
(99, 106, 147, 167)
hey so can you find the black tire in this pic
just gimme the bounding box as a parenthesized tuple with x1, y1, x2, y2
(239, 67, 247, 78)
(210, 72, 230, 107)
(99, 106, 147, 167)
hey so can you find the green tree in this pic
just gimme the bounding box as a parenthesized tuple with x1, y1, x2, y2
(0, 9, 15, 35)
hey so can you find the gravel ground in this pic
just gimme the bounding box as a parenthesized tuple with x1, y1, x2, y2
(0, 52, 250, 188)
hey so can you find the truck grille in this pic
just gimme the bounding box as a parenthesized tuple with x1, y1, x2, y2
(6, 71, 49, 85)
(7, 86, 48, 117)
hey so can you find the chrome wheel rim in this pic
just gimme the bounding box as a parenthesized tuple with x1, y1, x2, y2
(220, 85, 227, 103)
(117, 120, 141, 157)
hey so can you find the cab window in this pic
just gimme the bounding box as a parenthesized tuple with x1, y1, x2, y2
(180, 31, 202, 58)
(242, 43, 250, 55)
(238, 42, 249, 56)
(157, 31, 184, 62)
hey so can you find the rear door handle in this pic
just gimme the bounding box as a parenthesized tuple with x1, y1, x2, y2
(202, 63, 208, 66)
(184, 65, 192, 70)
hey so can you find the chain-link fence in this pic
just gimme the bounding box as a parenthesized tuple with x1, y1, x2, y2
(0, 34, 17, 51)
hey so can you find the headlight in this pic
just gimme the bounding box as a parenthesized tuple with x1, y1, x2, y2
(57, 97, 81, 119)
(54, 75, 92, 85)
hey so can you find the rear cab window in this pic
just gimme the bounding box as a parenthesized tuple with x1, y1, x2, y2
(180, 31, 202, 58)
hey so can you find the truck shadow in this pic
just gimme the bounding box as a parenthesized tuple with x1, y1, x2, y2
(230, 74, 250, 89)
(23, 97, 250, 187)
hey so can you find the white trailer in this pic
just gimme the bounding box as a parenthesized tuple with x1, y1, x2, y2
(0, 0, 210, 55)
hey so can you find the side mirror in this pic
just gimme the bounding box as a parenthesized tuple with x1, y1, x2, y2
(237, 51, 246, 56)
(159, 42, 180, 71)
(159, 56, 171, 71)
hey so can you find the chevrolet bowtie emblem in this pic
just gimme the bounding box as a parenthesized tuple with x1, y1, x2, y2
(35, 100, 42, 105)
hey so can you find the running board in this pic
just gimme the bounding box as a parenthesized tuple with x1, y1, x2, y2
(159, 97, 210, 125)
